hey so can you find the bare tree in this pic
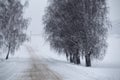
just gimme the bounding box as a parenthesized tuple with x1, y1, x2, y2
(0, 0, 29, 59)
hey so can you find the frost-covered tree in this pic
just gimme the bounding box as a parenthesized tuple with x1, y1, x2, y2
(0, 0, 29, 59)
(43, 0, 109, 66)
(79, 0, 109, 66)
(43, 0, 83, 64)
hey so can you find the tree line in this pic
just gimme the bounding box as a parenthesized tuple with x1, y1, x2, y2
(0, 0, 29, 59)
(43, 0, 110, 67)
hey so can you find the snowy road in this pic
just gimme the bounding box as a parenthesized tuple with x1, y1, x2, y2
(0, 46, 62, 80)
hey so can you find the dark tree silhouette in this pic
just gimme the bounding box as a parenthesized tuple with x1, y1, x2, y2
(43, 0, 110, 66)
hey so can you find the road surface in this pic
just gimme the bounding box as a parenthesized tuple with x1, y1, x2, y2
(0, 46, 62, 80)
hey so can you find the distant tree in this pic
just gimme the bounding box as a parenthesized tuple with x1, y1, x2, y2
(0, 0, 29, 60)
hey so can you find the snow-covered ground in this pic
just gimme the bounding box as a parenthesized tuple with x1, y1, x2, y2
(44, 58, 120, 80)
(18, 33, 119, 80)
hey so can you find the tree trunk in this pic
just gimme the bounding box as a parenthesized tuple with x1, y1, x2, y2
(5, 45, 10, 60)
(70, 54, 73, 63)
(76, 56, 80, 64)
(65, 51, 69, 61)
(76, 48, 80, 64)
(85, 54, 91, 67)
(73, 54, 80, 64)
(73, 54, 76, 64)
(74, 48, 80, 65)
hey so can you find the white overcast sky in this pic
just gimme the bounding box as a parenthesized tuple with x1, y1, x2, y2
(24, 0, 47, 34)
(108, 0, 120, 21)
